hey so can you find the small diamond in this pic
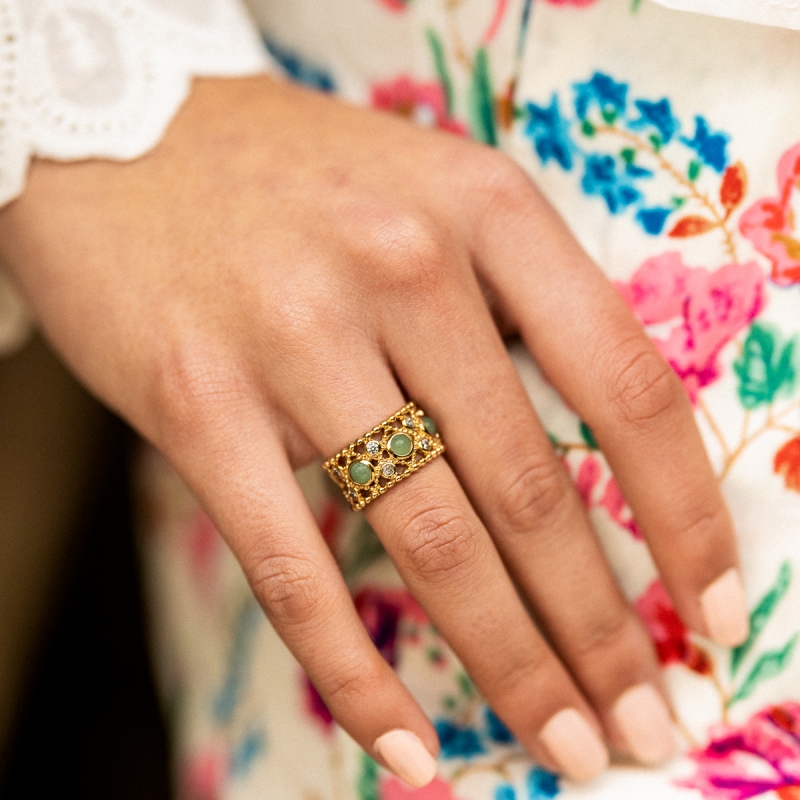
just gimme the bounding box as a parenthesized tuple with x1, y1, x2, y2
(402, 417, 415, 429)
(366, 440, 380, 456)
(348, 489, 359, 501)
(420, 438, 432, 451)
(380, 462, 396, 478)
(332, 467, 342, 480)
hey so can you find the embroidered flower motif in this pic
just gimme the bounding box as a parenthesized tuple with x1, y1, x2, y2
(635, 579, 712, 674)
(542, 0, 599, 6)
(681, 116, 730, 173)
(677, 704, 800, 800)
(573, 72, 628, 121)
(740, 142, 800, 286)
(523, 96, 575, 170)
(616, 252, 765, 402)
(630, 98, 679, 144)
(371, 76, 467, 135)
(375, 0, 413, 11)
(599, 477, 642, 540)
(775, 437, 800, 493)
(581, 153, 641, 213)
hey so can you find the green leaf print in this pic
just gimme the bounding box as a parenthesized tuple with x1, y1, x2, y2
(688, 159, 702, 181)
(468, 47, 498, 147)
(358, 752, 380, 800)
(580, 421, 599, 450)
(426, 28, 454, 117)
(733, 322, 798, 409)
(731, 561, 792, 676)
(728, 634, 798, 707)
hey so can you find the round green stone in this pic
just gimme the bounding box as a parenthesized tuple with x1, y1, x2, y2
(349, 460, 373, 485)
(388, 433, 414, 458)
(422, 416, 437, 436)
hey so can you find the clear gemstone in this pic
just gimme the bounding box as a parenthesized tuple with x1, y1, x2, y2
(420, 438, 432, 451)
(402, 417, 415, 429)
(366, 440, 380, 456)
(332, 467, 342, 479)
(380, 462, 396, 478)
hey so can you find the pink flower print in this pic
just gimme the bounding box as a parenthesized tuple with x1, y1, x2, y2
(678, 704, 800, 800)
(303, 674, 334, 733)
(185, 510, 222, 595)
(542, 0, 598, 6)
(599, 477, 642, 539)
(575, 453, 603, 507)
(740, 142, 800, 286)
(381, 776, 463, 800)
(371, 76, 467, 135)
(635, 579, 712, 674)
(179, 750, 228, 800)
(616, 252, 765, 402)
(375, 0, 412, 12)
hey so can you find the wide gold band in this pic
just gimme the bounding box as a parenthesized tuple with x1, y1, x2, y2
(322, 401, 445, 511)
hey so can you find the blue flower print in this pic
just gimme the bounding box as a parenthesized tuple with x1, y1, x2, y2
(524, 96, 574, 170)
(262, 35, 336, 92)
(485, 707, 515, 744)
(527, 766, 560, 799)
(681, 115, 729, 172)
(631, 98, 679, 144)
(581, 154, 641, 213)
(636, 206, 673, 234)
(495, 785, 516, 800)
(435, 719, 487, 758)
(573, 72, 628, 121)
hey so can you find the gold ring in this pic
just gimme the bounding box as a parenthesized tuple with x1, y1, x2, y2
(322, 401, 445, 511)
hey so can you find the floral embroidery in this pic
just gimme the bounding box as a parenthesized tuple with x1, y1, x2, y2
(677, 704, 800, 800)
(775, 437, 800, 493)
(616, 253, 765, 402)
(740, 143, 800, 286)
(371, 75, 468, 134)
(523, 72, 745, 253)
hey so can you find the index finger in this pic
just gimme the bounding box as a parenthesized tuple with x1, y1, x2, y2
(473, 164, 748, 647)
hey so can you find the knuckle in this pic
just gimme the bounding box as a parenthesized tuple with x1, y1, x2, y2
(494, 456, 571, 534)
(150, 337, 247, 445)
(369, 213, 452, 296)
(467, 151, 534, 214)
(491, 648, 551, 699)
(395, 502, 479, 583)
(248, 550, 323, 629)
(321, 659, 384, 709)
(605, 340, 684, 428)
(570, 608, 641, 663)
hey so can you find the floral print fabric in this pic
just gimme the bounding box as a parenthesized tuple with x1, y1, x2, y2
(138, 1, 800, 799)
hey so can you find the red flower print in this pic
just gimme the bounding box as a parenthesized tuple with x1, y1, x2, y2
(575, 453, 603, 507)
(371, 76, 467, 135)
(740, 142, 800, 286)
(635, 579, 712, 674)
(375, 0, 412, 12)
(179, 750, 227, 800)
(599, 477, 643, 540)
(616, 252, 765, 402)
(775, 437, 800, 493)
(677, 703, 800, 800)
(381, 776, 463, 800)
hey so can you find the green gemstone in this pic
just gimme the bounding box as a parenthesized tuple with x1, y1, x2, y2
(349, 460, 373, 485)
(422, 416, 437, 436)
(388, 433, 413, 458)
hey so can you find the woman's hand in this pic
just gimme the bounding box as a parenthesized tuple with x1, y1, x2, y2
(0, 75, 748, 785)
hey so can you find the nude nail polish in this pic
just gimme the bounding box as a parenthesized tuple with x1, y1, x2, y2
(373, 729, 438, 788)
(613, 683, 676, 765)
(701, 568, 749, 647)
(539, 708, 609, 782)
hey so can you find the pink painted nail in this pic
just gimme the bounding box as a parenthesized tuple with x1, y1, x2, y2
(701, 568, 749, 647)
(613, 683, 676, 765)
(373, 729, 438, 788)
(539, 708, 609, 782)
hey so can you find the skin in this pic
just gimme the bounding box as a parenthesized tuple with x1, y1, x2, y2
(0, 75, 742, 778)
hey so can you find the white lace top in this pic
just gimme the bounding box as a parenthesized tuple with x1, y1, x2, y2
(0, 0, 271, 354)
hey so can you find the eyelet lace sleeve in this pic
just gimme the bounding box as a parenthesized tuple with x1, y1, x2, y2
(0, 0, 273, 355)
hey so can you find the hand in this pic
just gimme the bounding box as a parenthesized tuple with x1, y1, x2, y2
(0, 75, 748, 786)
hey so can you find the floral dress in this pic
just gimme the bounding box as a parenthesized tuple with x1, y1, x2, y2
(137, 1, 800, 799)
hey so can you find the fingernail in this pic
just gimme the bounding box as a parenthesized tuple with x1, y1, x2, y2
(539, 708, 609, 782)
(612, 683, 676, 765)
(373, 729, 438, 788)
(701, 568, 749, 647)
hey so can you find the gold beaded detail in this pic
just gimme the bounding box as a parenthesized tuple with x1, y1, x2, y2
(322, 401, 445, 511)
